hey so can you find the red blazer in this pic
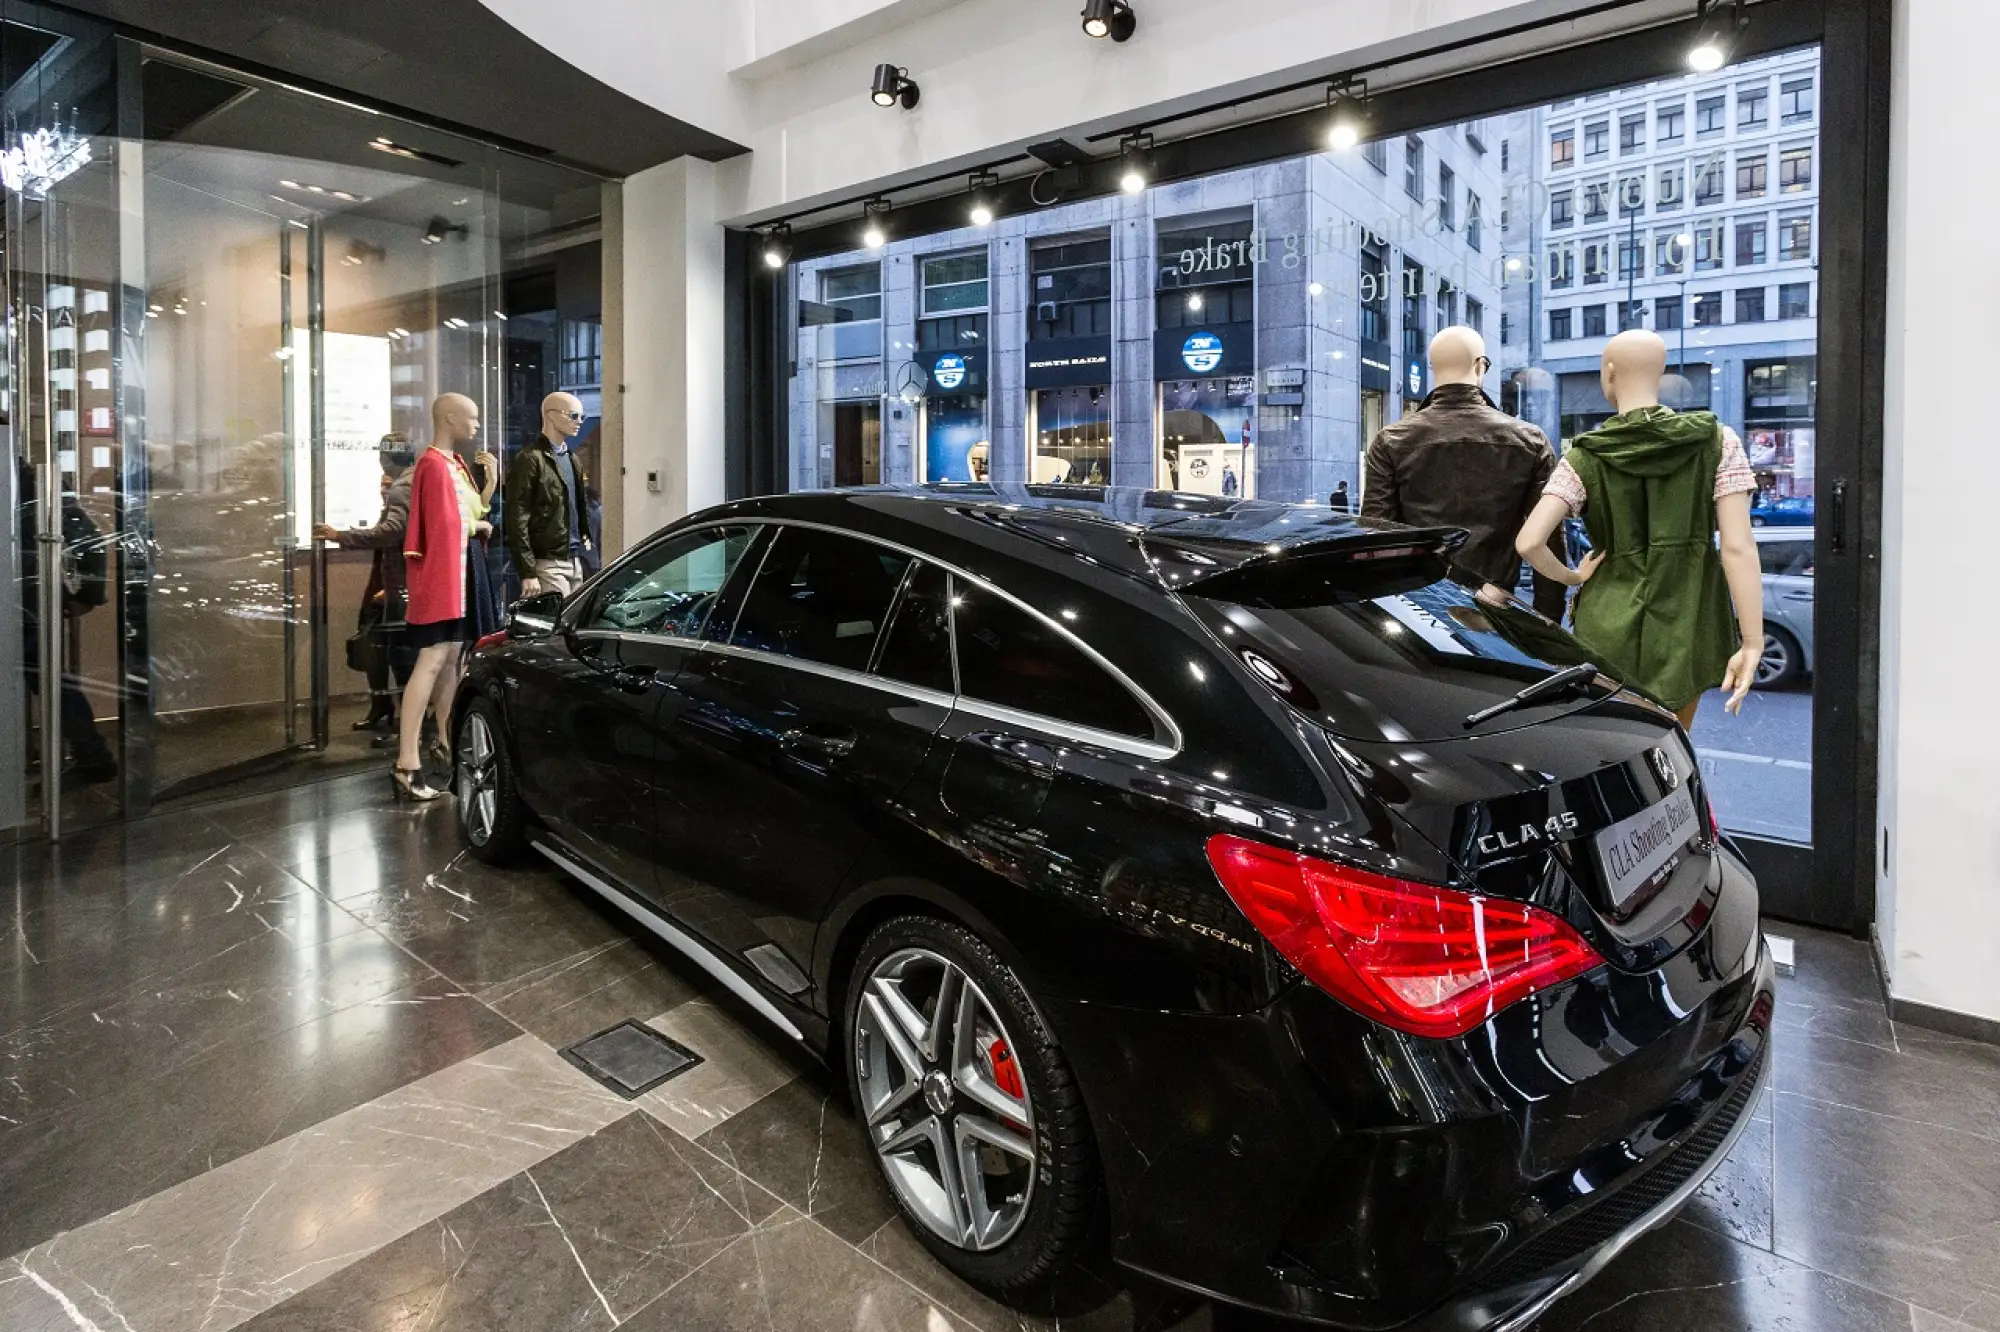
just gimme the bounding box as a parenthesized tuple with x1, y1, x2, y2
(402, 447, 469, 625)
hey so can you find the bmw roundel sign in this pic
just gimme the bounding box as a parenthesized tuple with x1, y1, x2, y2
(932, 354, 967, 391)
(1181, 332, 1224, 374)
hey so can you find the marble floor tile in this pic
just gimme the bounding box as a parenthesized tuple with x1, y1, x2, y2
(236, 1110, 785, 1332)
(0, 1034, 631, 1332)
(480, 935, 710, 1049)
(1777, 1021, 2000, 1141)
(0, 810, 237, 901)
(0, 971, 518, 1257)
(696, 1069, 898, 1244)
(1532, 1217, 1918, 1332)
(1680, 1110, 1775, 1251)
(635, 997, 813, 1140)
(1774, 1087, 2000, 1330)
(620, 1205, 982, 1332)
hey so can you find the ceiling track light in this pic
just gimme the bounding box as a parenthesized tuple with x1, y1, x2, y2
(1688, 0, 1748, 71)
(1325, 76, 1369, 152)
(966, 170, 1000, 228)
(761, 223, 793, 270)
(1081, 0, 1136, 42)
(870, 63, 920, 109)
(1118, 132, 1154, 195)
(862, 197, 891, 250)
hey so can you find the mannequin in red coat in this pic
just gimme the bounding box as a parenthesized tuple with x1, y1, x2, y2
(394, 393, 490, 800)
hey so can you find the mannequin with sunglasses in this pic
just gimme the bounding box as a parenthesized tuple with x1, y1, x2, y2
(1360, 325, 1570, 620)
(504, 391, 593, 599)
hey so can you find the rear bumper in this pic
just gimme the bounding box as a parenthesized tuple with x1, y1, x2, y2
(1053, 909, 1774, 1329)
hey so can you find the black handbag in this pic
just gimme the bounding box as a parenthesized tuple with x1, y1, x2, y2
(345, 629, 376, 674)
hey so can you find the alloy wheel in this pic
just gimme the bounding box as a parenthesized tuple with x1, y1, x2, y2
(457, 712, 499, 844)
(1756, 632, 1791, 686)
(854, 947, 1037, 1252)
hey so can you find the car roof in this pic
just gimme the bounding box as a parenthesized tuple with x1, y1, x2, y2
(1753, 527, 1814, 541)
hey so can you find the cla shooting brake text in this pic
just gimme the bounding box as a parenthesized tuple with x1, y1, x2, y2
(452, 484, 1774, 1331)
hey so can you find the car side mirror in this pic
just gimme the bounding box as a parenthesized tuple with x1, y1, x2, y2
(507, 590, 565, 640)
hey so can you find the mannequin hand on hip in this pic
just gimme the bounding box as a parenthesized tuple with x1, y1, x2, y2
(520, 578, 542, 598)
(1565, 549, 1607, 588)
(473, 520, 492, 538)
(1720, 644, 1761, 715)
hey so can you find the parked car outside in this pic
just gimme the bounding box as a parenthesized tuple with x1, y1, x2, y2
(1750, 496, 1815, 527)
(1756, 528, 1815, 687)
(452, 485, 1773, 1332)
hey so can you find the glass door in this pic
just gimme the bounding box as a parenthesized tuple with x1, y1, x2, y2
(3, 3, 129, 836)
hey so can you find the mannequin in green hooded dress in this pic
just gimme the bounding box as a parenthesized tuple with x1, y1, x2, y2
(1515, 330, 1764, 728)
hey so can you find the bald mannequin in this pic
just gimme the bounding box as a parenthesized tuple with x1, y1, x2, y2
(506, 390, 591, 598)
(1429, 325, 1489, 389)
(1601, 329, 1670, 415)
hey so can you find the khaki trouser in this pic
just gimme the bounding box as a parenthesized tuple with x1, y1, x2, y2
(536, 558, 582, 598)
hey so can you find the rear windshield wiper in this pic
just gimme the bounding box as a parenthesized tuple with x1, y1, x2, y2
(1463, 662, 1600, 729)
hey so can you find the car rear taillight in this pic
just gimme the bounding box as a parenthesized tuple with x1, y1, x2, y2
(473, 629, 509, 651)
(1205, 834, 1605, 1039)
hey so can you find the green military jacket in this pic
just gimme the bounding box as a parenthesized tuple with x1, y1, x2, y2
(504, 436, 588, 579)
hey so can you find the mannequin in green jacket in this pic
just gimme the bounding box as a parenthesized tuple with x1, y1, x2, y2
(1514, 330, 1764, 729)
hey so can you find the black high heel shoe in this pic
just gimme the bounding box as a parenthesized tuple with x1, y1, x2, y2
(391, 765, 442, 803)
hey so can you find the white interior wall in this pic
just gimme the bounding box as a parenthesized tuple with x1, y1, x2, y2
(1877, 0, 2000, 1026)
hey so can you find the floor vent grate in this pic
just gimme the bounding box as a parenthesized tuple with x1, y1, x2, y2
(560, 1019, 703, 1099)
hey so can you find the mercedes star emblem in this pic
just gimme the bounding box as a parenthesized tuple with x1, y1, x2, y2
(891, 361, 928, 405)
(1650, 747, 1679, 791)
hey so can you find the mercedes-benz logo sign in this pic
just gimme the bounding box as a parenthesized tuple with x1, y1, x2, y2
(891, 361, 928, 405)
(1649, 747, 1680, 791)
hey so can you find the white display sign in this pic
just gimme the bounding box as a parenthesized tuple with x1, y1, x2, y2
(290, 331, 394, 546)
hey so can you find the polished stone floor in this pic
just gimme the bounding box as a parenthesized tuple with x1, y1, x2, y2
(1, 771, 1995, 1332)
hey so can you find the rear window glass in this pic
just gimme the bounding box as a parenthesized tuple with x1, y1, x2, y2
(874, 561, 954, 693)
(951, 580, 1154, 740)
(729, 526, 912, 672)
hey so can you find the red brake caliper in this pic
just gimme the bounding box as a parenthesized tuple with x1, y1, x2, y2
(986, 1037, 1025, 1100)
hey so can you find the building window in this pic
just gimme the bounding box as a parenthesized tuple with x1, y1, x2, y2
(1620, 115, 1645, 154)
(1500, 309, 1512, 344)
(1438, 163, 1457, 229)
(1616, 300, 1645, 331)
(1780, 212, 1814, 260)
(1466, 296, 1484, 334)
(1695, 222, 1725, 271)
(1655, 230, 1689, 274)
(823, 264, 884, 361)
(921, 251, 990, 314)
(1583, 238, 1611, 285)
(1551, 189, 1575, 229)
(1736, 218, 1768, 267)
(1618, 234, 1643, 281)
(1363, 139, 1388, 173)
(1437, 280, 1458, 331)
(1466, 193, 1483, 250)
(1501, 138, 1511, 172)
(1779, 282, 1812, 319)
(1402, 259, 1427, 365)
(1737, 151, 1768, 199)
(1781, 76, 1815, 123)
(1694, 157, 1725, 205)
(1658, 163, 1686, 210)
(1028, 237, 1111, 340)
(1404, 136, 1425, 200)
(1780, 146, 1814, 193)
(559, 319, 603, 387)
(1696, 94, 1726, 135)
(1550, 307, 1573, 340)
(1738, 81, 1769, 130)
(1360, 242, 1390, 344)
(1693, 292, 1723, 325)
(1656, 296, 1684, 330)
(1584, 119, 1609, 158)
(1548, 244, 1576, 289)
(1582, 304, 1607, 338)
(1618, 175, 1645, 217)
(1582, 179, 1609, 223)
(1736, 288, 1767, 323)
(1657, 101, 1686, 143)
(1551, 128, 1576, 169)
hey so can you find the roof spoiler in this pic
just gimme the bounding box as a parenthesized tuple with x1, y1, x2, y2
(1162, 526, 1467, 601)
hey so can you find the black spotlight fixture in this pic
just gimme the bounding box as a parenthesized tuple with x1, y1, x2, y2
(1688, 0, 1748, 71)
(1325, 77, 1369, 152)
(861, 197, 892, 250)
(760, 223, 792, 270)
(420, 215, 468, 245)
(965, 170, 1001, 228)
(1118, 132, 1154, 195)
(870, 63, 920, 109)
(1081, 0, 1136, 41)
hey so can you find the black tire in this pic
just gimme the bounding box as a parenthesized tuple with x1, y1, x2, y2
(844, 916, 1098, 1290)
(1755, 626, 1804, 689)
(456, 694, 530, 864)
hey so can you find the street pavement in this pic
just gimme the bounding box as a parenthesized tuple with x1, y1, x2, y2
(1689, 684, 1812, 843)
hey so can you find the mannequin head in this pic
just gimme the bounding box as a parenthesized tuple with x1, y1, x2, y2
(1601, 330, 1670, 415)
(541, 391, 584, 445)
(1428, 325, 1489, 388)
(431, 393, 481, 449)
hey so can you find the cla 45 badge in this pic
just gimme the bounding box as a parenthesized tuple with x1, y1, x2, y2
(1478, 810, 1582, 855)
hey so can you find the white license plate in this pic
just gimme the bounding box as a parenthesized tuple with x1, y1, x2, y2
(1595, 784, 1701, 908)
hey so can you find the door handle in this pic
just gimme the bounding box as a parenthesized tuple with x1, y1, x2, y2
(612, 664, 659, 694)
(781, 727, 857, 759)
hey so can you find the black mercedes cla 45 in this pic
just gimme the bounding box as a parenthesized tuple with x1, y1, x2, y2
(453, 485, 1773, 1331)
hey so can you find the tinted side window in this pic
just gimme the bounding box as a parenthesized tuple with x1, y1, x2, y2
(584, 525, 753, 636)
(952, 580, 1153, 739)
(731, 526, 912, 672)
(1758, 540, 1813, 577)
(874, 562, 954, 693)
